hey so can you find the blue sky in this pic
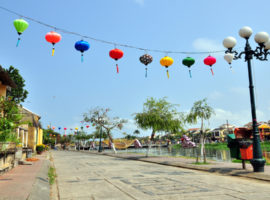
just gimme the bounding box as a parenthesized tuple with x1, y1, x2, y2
(1, 0, 270, 137)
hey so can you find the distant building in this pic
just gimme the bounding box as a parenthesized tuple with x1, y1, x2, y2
(211, 124, 235, 142)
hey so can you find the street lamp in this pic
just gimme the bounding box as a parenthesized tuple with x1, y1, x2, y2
(223, 26, 269, 172)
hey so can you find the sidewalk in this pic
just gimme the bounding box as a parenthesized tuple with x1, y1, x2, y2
(81, 150, 270, 182)
(0, 153, 50, 200)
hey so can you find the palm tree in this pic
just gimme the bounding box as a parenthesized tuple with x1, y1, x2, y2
(186, 98, 215, 163)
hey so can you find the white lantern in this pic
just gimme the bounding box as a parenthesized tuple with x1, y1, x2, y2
(224, 53, 234, 64)
(254, 32, 269, 44)
(223, 37, 237, 49)
(239, 26, 253, 38)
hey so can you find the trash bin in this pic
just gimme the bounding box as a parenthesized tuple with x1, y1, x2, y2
(239, 140, 253, 160)
(227, 134, 241, 159)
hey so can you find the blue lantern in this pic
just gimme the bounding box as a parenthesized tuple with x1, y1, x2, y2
(75, 40, 90, 62)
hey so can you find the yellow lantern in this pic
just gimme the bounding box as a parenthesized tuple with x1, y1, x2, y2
(160, 56, 174, 78)
(75, 127, 78, 130)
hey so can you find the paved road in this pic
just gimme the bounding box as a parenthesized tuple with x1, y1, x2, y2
(52, 151, 270, 200)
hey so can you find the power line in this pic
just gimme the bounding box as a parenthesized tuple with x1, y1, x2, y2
(0, 5, 226, 55)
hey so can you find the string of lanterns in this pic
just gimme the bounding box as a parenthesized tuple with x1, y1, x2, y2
(1, 6, 234, 78)
(47, 124, 92, 137)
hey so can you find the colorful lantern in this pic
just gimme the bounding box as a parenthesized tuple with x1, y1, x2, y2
(182, 57, 195, 78)
(109, 48, 124, 73)
(58, 127, 61, 130)
(139, 54, 153, 78)
(13, 19, 29, 47)
(204, 55, 216, 75)
(45, 31, 61, 56)
(160, 56, 174, 79)
(52, 126, 56, 130)
(86, 125, 90, 128)
(75, 40, 90, 62)
(64, 127, 67, 130)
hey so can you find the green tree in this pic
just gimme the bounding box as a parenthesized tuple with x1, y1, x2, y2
(0, 97, 24, 143)
(6, 66, 28, 103)
(83, 107, 126, 153)
(134, 97, 184, 156)
(186, 98, 215, 163)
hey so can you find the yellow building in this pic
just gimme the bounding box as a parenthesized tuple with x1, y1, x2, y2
(17, 107, 43, 153)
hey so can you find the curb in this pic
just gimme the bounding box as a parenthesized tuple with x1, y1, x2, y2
(27, 155, 50, 200)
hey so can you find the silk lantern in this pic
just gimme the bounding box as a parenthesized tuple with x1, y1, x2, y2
(204, 56, 216, 75)
(139, 54, 153, 78)
(160, 56, 174, 79)
(109, 48, 124, 73)
(45, 31, 61, 56)
(182, 57, 195, 78)
(75, 40, 90, 62)
(13, 19, 29, 47)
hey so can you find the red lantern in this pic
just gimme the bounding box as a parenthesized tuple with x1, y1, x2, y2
(45, 31, 62, 56)
(204, 55, 216, 75)
(64, 128, 67, 130)
(109, 48, 124, 73)
(86, 125, 90, 128)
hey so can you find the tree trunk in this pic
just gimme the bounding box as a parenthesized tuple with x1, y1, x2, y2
(146, 130, 155, 157)
(108, 132, 117, 154)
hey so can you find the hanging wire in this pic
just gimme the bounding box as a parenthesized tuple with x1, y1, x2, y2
(0, 6, 227, 55)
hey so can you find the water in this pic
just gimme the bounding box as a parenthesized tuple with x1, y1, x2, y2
(109, 146, 270, 163)
(112, 147, 232, 162)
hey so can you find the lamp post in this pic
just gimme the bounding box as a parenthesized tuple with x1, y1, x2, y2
(223, 26, 269, 172)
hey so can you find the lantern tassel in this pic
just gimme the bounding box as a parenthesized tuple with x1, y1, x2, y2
(166, 70, 169, 79)
(189, 69, 192, 78)
(81, 54, 84, 63)
(210, 67, 214, 76)
(16, 38, 21, 47)
(116, 64, 119, 73)
(52, 48, 55, 56)
(145, 68, 148, 78)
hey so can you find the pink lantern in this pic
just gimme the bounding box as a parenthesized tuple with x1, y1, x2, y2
(204, 55, 216, 75)
(52, 126, 56, 130)
(64, 128, 67, 130)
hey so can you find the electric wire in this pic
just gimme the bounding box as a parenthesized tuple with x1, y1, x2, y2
(0, 5, 226, 55)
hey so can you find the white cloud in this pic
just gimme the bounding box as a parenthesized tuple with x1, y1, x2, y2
(192, 38, 224, 54)
(230, 86, 248, 96)
(209, 91, 223, 100)
(133, 0, 145, 6)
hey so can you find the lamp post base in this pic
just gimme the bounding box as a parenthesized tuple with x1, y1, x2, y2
(250, 158, 266, 172)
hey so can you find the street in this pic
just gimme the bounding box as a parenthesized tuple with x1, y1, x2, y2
(52, 151, 270, 200)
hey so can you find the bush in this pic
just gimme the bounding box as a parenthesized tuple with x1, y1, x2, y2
(36, 144, 45, 154)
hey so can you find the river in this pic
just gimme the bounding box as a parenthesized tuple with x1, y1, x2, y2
(111, 146, 270, 163)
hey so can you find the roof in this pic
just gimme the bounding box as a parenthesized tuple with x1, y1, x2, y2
(259, 124, 270, 129)
(20, 107, 41, 128)
(0, 66, 16, 88)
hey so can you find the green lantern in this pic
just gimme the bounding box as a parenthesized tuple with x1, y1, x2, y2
(182, 57, 195, 78)
(13, 19, 29, 47)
